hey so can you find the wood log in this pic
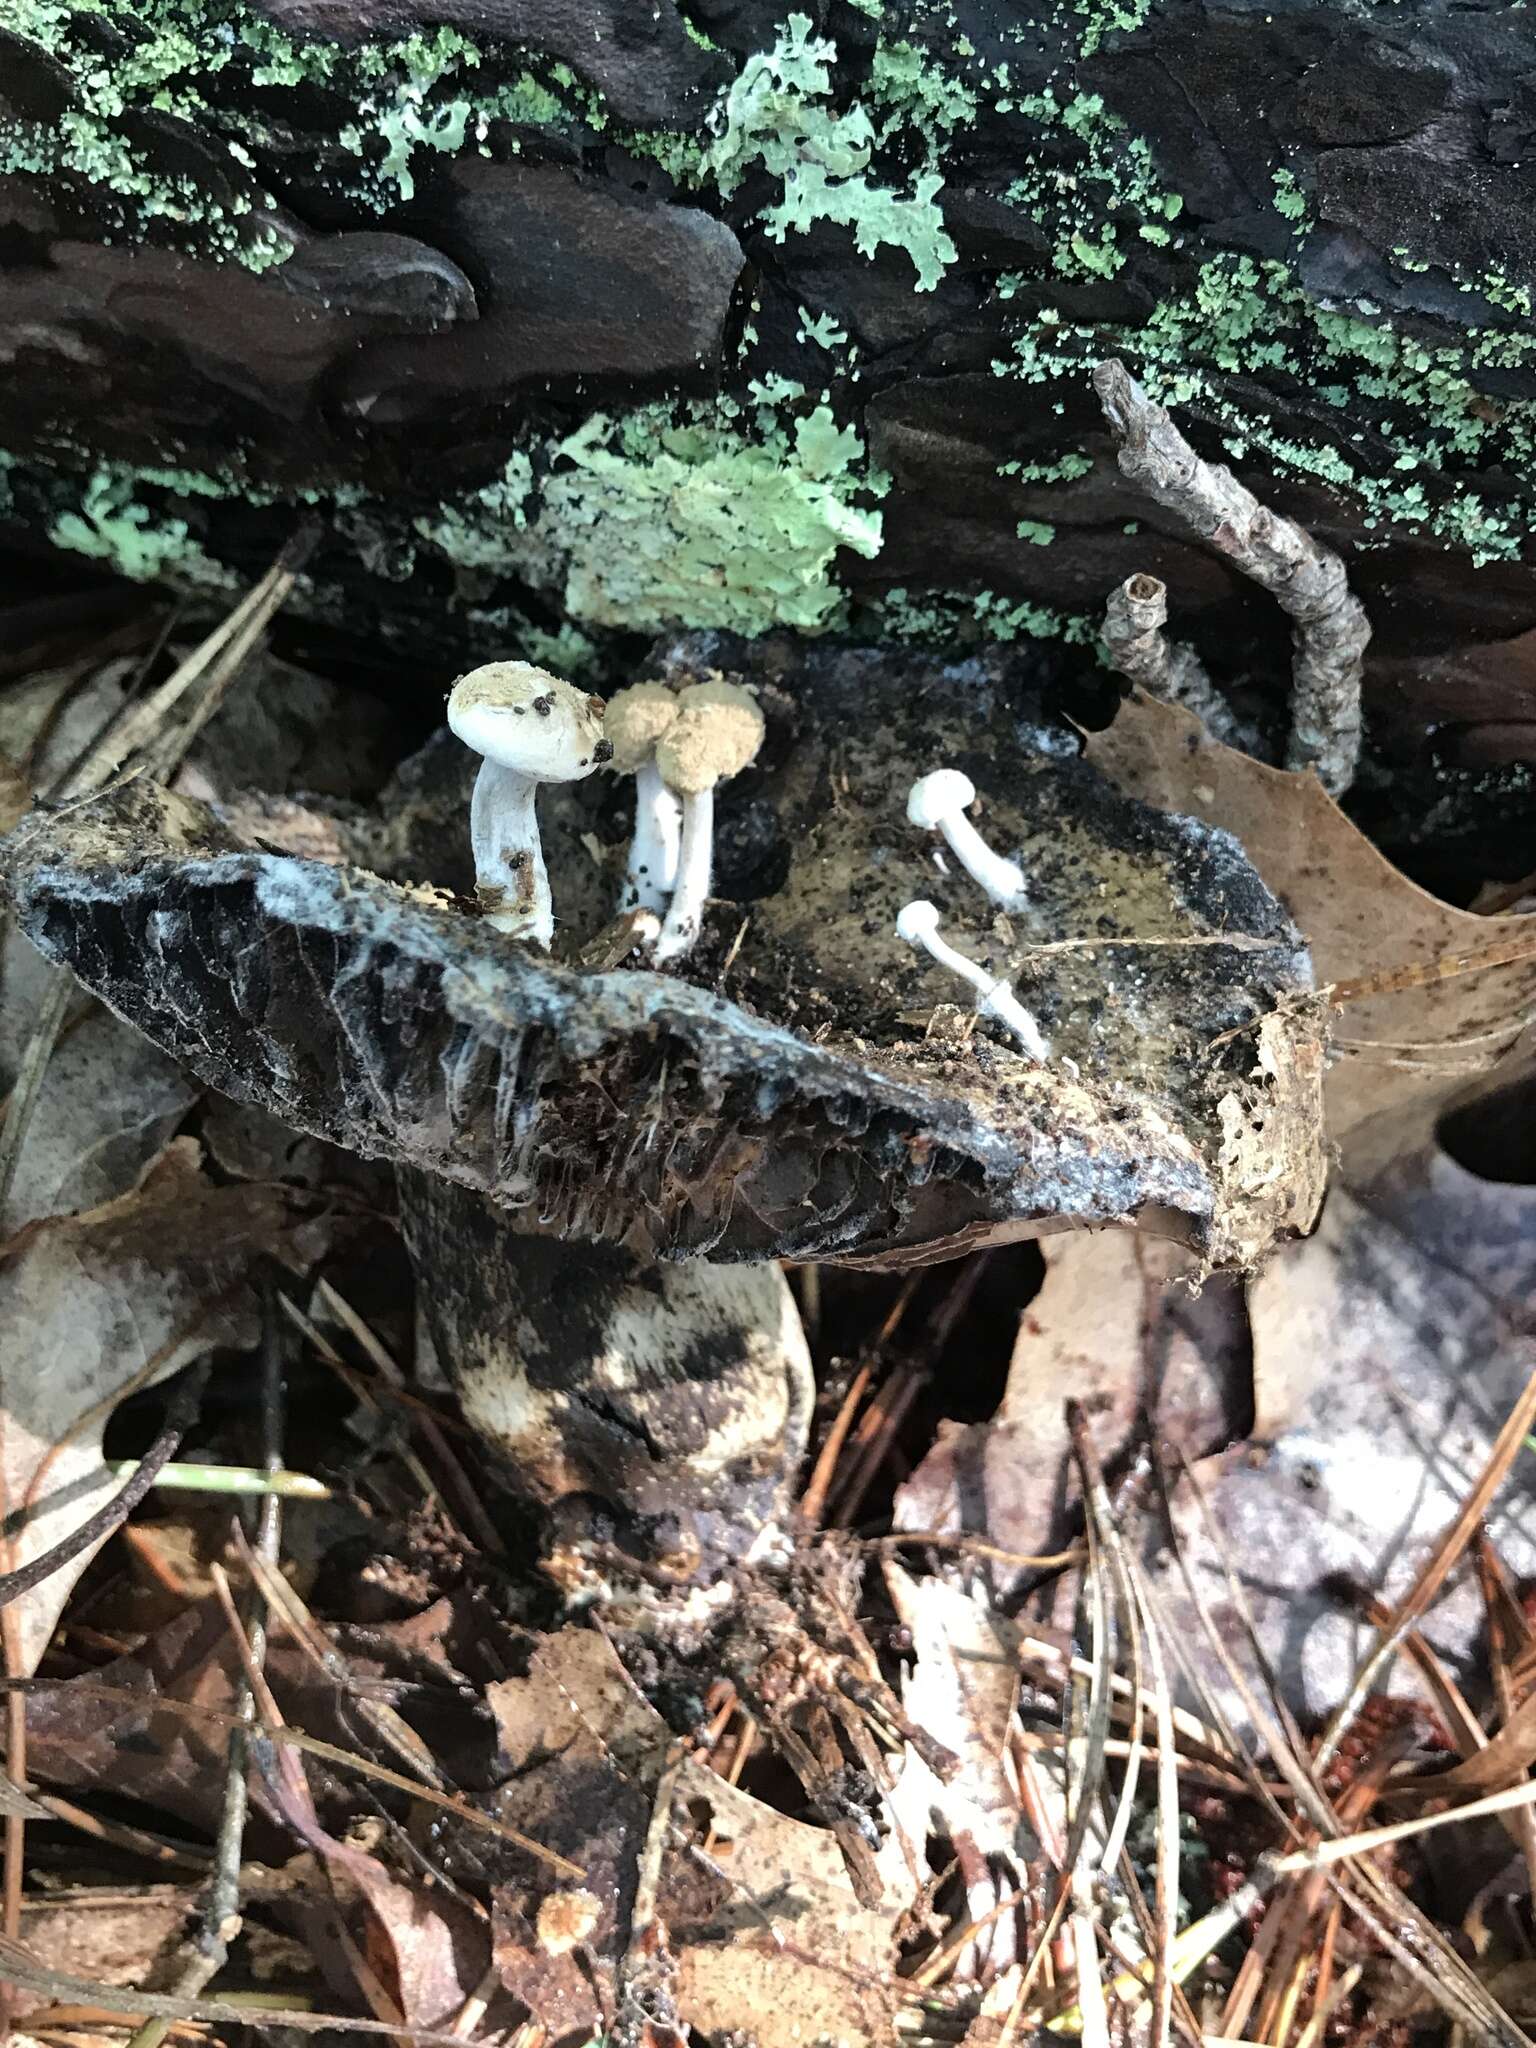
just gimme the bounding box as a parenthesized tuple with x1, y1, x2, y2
(2, 0, 1534, 856)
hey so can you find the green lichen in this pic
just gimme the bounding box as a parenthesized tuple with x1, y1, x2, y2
(868, 37, 979, 139)
(48, 468, 236, 587)
(703, 14, 958, 290)
(418, 452, 535, 567)
(419, 388, 886, 635)
(1076, 0, 1153, 59)
(1016, 519, 1056, 545)
(1005, 89, 1181, 283)
(798, 309, 851, 351)
(872, 584, 1097, 647)
(999, 453, 1094, 483)
(995, 250, 1536, 564)
(1271, 167, 1308, 224)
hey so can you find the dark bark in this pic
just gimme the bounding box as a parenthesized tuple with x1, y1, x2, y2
(2, 0, 1534, 834)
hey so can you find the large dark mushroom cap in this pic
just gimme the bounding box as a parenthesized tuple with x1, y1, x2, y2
(1, 641, 1326, 1267)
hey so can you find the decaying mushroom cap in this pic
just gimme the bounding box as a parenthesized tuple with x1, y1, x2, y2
(0, 638, 1326, 1268)
(654, 678, 765, 796)
(447, 662, 607, 781)
(603, 681, 679, 774)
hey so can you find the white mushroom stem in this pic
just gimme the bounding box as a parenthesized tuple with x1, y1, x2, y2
(897, 900, 1049, 1062)
(470, 759, 553, 946)
(907, 771, 1027, 909)
(623, 757, 684, 914)
(654, 785, 713, 964)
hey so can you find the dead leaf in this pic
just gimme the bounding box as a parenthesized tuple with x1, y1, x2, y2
(11, 1888, 192, 2013)
(478, 1626, 906, 2048)
(282, 1835, 501, 2039)
(1, 655, 201, 1232)
(0, 1002, 197, 1236)
(0, 1139, 324, 1671)
(894, 1231, 1247, 1577)
(1148, 1118, 1536, 1728)
(1088, 688, 1536, 1176)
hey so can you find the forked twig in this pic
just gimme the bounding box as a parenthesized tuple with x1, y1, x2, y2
(1094, 359, 1370, 794)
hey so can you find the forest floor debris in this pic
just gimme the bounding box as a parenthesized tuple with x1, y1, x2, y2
(0, 565, 1534, 2048)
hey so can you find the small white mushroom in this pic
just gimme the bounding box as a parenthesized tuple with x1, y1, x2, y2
(653, 678, 766, 965)
(603, 680, 682, 914)
(447, 661, 611, 948)
(896, 899, 1049, 1061)
(907, 769, 1027, 909)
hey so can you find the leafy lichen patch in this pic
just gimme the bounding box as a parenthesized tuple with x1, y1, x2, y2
(700, 13, 959, 290)
(419, 390, 887, 636)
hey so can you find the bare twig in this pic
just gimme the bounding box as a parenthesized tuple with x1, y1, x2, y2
(1094, 358, 1370, 794)
(312, 1279, 505, 1557)
(1101, 573, 1257, 753)
(126, 1291, 287, 2048)
(0, 1934, 487, 2043)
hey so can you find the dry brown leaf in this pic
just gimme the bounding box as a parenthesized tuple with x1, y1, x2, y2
(288, 1842, 503, 2040)
(1088, 688, 1536, 1175)
(481, 1627, 905, 2048)
(0, 1003, 197, 1236)
(1, 655, 201, 1232)
(894, 1231, 1247, 1577)
(10, 1889, 192, 2013)
(0, 1139, 324, 1671)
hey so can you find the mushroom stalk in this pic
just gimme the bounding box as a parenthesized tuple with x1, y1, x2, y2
(624, 758, 683, 914)
(654, 785, 713, 964)
(470, 759, 552, 945)
(447, 661, 610, 953)
(897, 900, 1049, 1061)
(907, 771, 1027, 910)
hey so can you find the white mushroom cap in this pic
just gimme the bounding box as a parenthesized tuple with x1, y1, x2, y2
(896, 899, 943, 945)
(447, 663, 610, 783)
(907, 768, 976, 830)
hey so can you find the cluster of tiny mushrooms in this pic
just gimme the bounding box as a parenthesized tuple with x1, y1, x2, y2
(447, 663, 1053, 1056)
(446, 354, 1371, 1052)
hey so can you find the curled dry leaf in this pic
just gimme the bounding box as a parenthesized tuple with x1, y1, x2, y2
(0, 1139, 325, 1672)
(895, 1230, 1248, 1584)
(1088, 687, 1536, 1175)
(1149, 1100, 1536, 1726)
(3, 636, 1327, 1269)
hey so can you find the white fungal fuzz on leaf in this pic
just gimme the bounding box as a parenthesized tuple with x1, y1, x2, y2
(907, 769, 1028, 910)
(653, 678, 765, 965)
(896, 900, 1049, 1062)
(604, 680, 683, 915)
(447, 662, 611, 948)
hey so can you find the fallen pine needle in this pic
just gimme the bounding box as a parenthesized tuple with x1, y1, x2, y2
(108, 1460, 331, 1499)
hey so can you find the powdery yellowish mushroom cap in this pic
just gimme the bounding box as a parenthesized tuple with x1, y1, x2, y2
(655, 678, 765, 796)
(535, 1888, 603, 1957)
(603, 680, 679, 772)
(447, 663, 610, 783)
